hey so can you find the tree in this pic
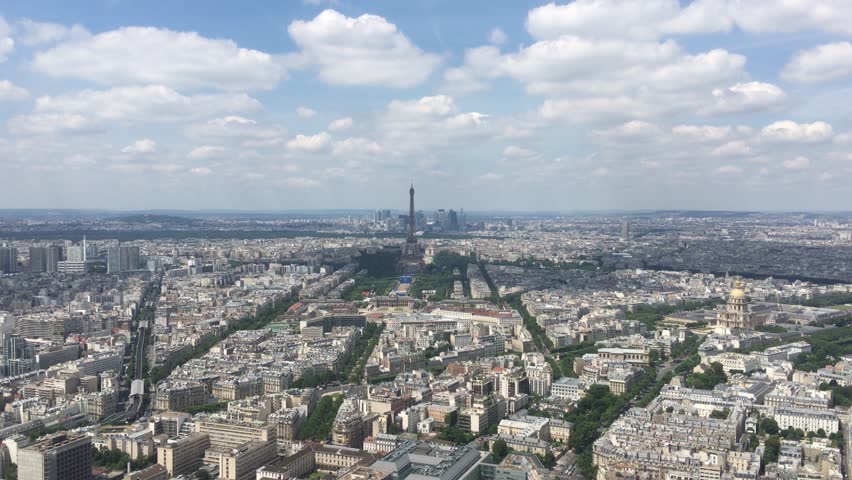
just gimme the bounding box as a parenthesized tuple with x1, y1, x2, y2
(760, 417, 779, 435)
(492, 439, 509, 461)
(542, 450, 556, 468)
(817, 428, 827, 438)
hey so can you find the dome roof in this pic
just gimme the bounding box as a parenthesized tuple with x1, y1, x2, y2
(729, 280, 746, 300)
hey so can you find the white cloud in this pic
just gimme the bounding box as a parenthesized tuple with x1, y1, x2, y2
(716, 165, 743, 174)
(7, 113, 93, 135)
(782, 42, 852, 83)
(783, 155, 810, 170)
(185, 116, 285, 147)
(457, 36, 759, 122)
(32, 26, 285, 90)
(328, 117, 353, 132)
(672, 125, 731, 142)
(8, 86, 261, 134)
(296, 106, 317, 118)
(761, 121, 834, 143)
(703, 82, 786, 114)
(332, 137, 382, 156)
(17, 19, 90, 46)
(527, 0, 682, 40)
(0, 80, 29, 101)
(188, 145, 225, 159)
(712, 140, 751, 156)
(476, 172, 504, 183)
(121, 138, 157, 154)
(288, 9, 442, 87)
(190, 167, 212, 175)
(286, 132, 331, 152)
(488, 28, 507, 45)
(527, 0, 852, 40)
(600, 121, 662, 140)
(380, 95, 491, 152)
(0, 17, 13, 62)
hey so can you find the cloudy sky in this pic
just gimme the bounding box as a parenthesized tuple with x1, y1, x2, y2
(1, 0, 851, 212)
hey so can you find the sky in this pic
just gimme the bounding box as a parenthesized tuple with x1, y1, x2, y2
(0, 0, 851, 212)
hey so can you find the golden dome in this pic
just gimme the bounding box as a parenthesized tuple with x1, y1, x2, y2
(729, 280, 746, 300)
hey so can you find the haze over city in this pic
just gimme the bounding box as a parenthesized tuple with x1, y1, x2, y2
(1, 0, 852, 211)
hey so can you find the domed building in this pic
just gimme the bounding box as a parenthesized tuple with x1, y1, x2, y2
(716, 279, 762, 330)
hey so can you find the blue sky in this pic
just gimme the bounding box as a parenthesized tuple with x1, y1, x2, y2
(1, 0, 851, 211)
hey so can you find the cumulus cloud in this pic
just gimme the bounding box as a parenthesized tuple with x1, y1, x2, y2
(332, 137, 381, 156)
(286, 132, 331, 152)
(456, 36, 760, 122)
(712, 140, 751, 156)
(190, 167, 212, 175)
(32, 26, 285, 90)
(7, 86, 261, 135)
(17, 19, 90, 46)
(328, 117, 353, 132)
(761, 121, 834, 143)
(783, 156, 810, 170)
(288, 9, 442, 87)
(672, 125, 731, 142)
(184, 116, 285, 147)
(380, 95, 491, 152)
(526, 0, 852, 40)
(488, 28, 507, 45)
(188, 145, 225, 159)
(0, 80, 29, 101)
(782, 42, 852, 83)
(296, 106, 317, 118)
(703, 82, 786, 114)
(7, 113, 94, 135)
(716, 165, 743, 174)
(121, 138, 157, 154)
(0, 17, 13, 62)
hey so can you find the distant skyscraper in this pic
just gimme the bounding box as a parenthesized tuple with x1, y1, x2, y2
(108, 245, 140, 273)
(0, 247, 18, 274)
(622, 221, 630, 240)
(29, 247, 47, 273)
(45, 246, 60, 273)
(448, 209, 459, 230)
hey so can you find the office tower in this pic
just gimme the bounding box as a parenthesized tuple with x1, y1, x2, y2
(108, 245, 140, 273)
(45, 246, 60, 273)
(0, 246, 18, 273)
(3, 334, 36, 376)
(458, 208, 467, 229)
(120, 246, 140, 271)
(622, 221, 630, 240)
(17, 432, 92, 480)
(107, 247, 120, 273)
(65, 245, 85, 263)
(448, 209, 459, 230)
(29, 247, 47, 273)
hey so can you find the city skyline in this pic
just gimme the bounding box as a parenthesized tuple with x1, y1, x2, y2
(1, 1, 852, 211)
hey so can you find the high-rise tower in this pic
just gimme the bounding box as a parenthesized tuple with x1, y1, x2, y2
(407, 184, 416, 244)
(400, 185, 424, 273)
